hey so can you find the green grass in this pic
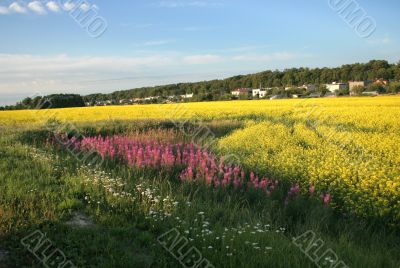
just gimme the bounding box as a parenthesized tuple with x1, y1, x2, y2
(0, 121, 399, 268)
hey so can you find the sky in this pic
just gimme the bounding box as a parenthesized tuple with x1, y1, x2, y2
(0, 0, 399, 105)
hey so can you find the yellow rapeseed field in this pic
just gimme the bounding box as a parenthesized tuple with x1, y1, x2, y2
(1, 96, 399, 222)
(1, 96, 400, 127)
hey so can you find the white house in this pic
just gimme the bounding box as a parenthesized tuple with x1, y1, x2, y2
(144, 96, 159, 101)
(286, 84, 316, 91)
(231, 88, 251, 96)
(180, 93, 194, 99)
(326, 82, 348, 93)
(252, 89, 267, 98)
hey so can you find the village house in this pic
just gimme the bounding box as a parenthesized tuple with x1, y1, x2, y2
(231, 88, 251, 96)
(180, 93, 194, 99)
(349, 80, 370, 91)
(252, 89, 267, 98)
(349, 81, 367, 90)
(95, 100, 113, 106)
(144, 96, 159, 101)
(285, 84, 315, 92)
(374, 78, 389, 86)
(326, 82, 348, 93)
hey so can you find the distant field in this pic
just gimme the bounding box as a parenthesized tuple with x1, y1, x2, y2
(1, 96, 400, 126)
(1, 96, 399, 267)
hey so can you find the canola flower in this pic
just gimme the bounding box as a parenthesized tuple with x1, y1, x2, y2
(218, 119, 400, 224)
(0, 96, 399, 129)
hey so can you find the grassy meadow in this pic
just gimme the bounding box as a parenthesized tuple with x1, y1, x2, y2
(0, 96, 399, 268)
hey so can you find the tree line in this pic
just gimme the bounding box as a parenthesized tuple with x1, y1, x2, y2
(1, 60, 400, 110)
(0, 94, 85, 110)
(84, 60, 400, 103)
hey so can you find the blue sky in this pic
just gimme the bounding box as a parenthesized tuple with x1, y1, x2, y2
(0, 0, 399, 105)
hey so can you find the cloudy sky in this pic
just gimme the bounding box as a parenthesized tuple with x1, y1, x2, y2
(0, 0, 399, 105)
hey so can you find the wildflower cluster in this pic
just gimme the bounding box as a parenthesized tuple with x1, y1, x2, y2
(77, 166, 178, 218)
(171, 212, 287, 258)
(60, 135, 331, 208)
(27, 146, 56, 163)
(64, 135, 282, 196)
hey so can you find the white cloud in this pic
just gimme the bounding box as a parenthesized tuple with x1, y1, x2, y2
(46, 1, 60, 12)
(0, 52, 319, 104)
(183, 54, 222, 64)
(0, 51, 317, 99)
(63, 2, 75, 11)
(9, 2, 27, 14)
(28, 1, 47, 15)
(0, 54, 177, 75)
(0, 53, 183, 101)
(0, 6, 9, 14)
(1, 1, 63, 15)
(0, 53, 312, 77)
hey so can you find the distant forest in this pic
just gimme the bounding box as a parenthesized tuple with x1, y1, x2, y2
(1, 60, 400, 110)
(0, 94, 85, 110)
(84, 60, 400, 103)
